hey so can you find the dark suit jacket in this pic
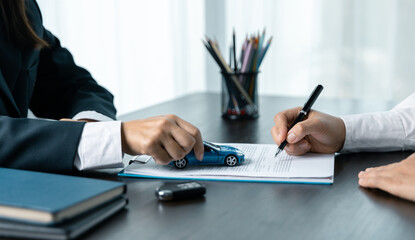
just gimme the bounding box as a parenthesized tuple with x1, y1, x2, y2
(0, 0, 117, 172)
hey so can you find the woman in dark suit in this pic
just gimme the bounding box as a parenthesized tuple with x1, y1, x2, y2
(0, 0, 203, 172)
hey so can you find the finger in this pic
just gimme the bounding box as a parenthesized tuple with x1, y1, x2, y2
(168, 124, 196, 151)
(273, 107, 302, 139)
(271, 126, 286, 145)
(359, 174, 408, 201)
(162, 136, 188, 160)
(150, 145, 174, 165)
(358, 173, 384, 188)
(283, 139, 311, 156)
(373, 163, 399, 172)
(286, 117, 324, 144)
(358, 173, 400, 198)
(361, 168, 415, 201)
(172, 116, 204, 160)
(273, 107, 302, 126)
(358, 169, 381, 179)
(359, 168, 392, 188)
(358, 176, 375, 188)
(364, 165, 393, 174)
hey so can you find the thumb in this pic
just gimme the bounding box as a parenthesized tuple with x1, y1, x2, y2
(286, 118, 322, 144)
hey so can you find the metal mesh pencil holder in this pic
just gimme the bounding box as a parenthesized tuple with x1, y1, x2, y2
(221, 71, 259, 120)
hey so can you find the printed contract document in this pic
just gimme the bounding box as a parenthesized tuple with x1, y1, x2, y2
(119, 143, 334, 184)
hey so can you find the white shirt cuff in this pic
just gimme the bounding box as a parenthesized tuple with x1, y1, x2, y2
(72, 111, 114, 122)
(74, 121, 124, 170)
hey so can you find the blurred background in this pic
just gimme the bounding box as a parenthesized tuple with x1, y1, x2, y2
(37, 0, 415, 115)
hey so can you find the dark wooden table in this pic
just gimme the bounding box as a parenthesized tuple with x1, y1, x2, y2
(82, 93, 415, 240)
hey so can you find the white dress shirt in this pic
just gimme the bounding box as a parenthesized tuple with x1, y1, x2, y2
(72, 111, 124, 170)
(340, 92, 415, 152)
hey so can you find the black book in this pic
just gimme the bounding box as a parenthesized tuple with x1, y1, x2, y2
(0, 197, 128, 240)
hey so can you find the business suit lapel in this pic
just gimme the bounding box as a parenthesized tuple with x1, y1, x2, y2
(0, 70, 22, 117)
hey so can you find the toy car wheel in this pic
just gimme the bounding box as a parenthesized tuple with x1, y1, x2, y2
(174, 158, 188, 169)
(225, 155, 237, 167)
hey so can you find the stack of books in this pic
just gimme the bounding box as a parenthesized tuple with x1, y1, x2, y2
(0, 168, 128, 240)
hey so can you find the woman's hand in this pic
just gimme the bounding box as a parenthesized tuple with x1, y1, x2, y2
(271, 107, 346, 155)
(121, 114, 204, 165)
(358, 153, 415, 202)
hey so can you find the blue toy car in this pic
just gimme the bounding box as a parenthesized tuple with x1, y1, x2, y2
(171, 141, 245, 169)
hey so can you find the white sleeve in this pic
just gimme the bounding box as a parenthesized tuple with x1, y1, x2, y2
(72, 110, 114, 122)
(73, 120, 124, 171)
(340, 92, 415, 152)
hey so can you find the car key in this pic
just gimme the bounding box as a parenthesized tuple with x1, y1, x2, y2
(155, 182, 206, 201)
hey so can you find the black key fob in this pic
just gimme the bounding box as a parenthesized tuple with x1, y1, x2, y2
(155, 182, 206, 201)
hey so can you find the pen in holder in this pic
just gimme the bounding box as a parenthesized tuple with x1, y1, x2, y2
(221, 71, 259, 119)
(203, 28, 271, 120)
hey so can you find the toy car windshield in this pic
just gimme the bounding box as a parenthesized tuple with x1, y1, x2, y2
(203, 141, 221, 151)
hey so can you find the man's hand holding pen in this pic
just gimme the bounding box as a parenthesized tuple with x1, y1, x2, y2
(271, 108, 346, 155)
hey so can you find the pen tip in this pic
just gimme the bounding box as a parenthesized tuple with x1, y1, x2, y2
(274, 148, 282, 158)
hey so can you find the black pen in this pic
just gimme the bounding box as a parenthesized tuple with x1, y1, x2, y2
(233, 28, 237, 72)
(275, 84, 324, 157)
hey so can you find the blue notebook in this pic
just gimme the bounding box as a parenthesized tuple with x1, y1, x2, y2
(0, 168, 126, 225)
(0, 197, 128, 240)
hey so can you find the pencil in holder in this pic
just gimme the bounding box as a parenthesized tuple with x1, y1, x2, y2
(221, 71, 259, 120)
